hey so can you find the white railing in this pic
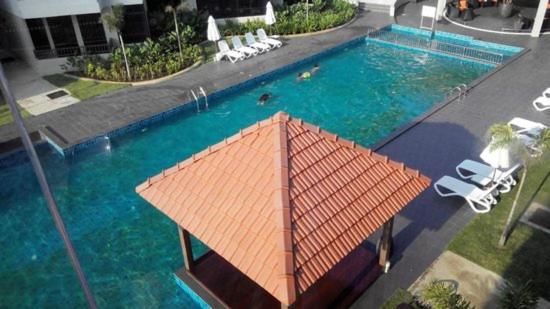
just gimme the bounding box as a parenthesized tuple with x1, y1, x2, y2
(366, 30, 504, 65)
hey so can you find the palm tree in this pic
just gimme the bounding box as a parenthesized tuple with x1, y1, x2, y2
(102, 5, 131, 80)
(489, 123, 550, 247)
(165, 0, 188, 63)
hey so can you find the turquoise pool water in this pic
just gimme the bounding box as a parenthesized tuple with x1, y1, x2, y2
(0, 39, 494, 307)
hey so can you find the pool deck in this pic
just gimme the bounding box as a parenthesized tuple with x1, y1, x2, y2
(2, 2, 550, 308)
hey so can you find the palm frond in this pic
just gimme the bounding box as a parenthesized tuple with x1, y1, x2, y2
(489, 123, 515, 151)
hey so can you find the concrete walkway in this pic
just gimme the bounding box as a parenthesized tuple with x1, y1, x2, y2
(409, 251, 505, 309)
(2, 60, 79, 115)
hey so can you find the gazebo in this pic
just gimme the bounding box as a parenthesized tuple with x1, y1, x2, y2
(136, 112, 430, 308)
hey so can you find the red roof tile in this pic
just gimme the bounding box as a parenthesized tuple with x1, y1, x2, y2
(136, 112, 430, 306)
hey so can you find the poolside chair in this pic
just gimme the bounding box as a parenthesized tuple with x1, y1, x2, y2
(543, 87, 550, 99)
(533, 96, 550, 111)
(508, 117, 547, 137)
(434, 175, 499, 214)
(455, 159, 520, 193)
(217, 41, 245, 63)
(245, 32, 270, 53)
(257, 28, 282, 48)
(231, 36, 258, 58)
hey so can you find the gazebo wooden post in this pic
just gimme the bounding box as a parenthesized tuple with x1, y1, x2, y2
(178, 226, 195, 271)
(378, 217, 394, 268)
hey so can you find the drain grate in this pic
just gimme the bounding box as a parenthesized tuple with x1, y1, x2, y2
(47, 90, 69, 100)
(529, 208, 550, 230)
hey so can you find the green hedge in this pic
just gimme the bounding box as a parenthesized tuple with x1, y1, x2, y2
(220, 0, 357, 36)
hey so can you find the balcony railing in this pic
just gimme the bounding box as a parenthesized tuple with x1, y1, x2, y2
(33, 43, 113, 60)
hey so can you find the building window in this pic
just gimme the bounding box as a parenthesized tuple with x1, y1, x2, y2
(77, 14, 107, 46)
(25, 18, 50, 51)
(197, 0, 269, 18)
(121, 5, 149, 44)
(46, 16, 80, 57)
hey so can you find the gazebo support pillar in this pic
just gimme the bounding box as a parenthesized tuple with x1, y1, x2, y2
(178, 226, 195, 271)
(378, 217, 394, 268)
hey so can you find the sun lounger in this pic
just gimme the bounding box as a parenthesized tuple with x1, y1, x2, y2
(257, 28, 282, 48)
(218, 41, 245, 63)
(543, 87, 550, 98)
(245, 32, 270, 53)
(456, 159, 519, 193)
(533, 96, 550, 111)
(434, 175, 499, 214)
(231, 36, 258, 58)
(508, 117, 547, 136)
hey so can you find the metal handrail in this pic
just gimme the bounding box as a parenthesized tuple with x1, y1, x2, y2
(366, 30, 504, 64)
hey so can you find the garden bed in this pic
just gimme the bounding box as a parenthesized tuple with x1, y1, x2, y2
(448, 158, 550, 300)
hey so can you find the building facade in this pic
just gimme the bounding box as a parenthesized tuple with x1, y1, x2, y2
(0, 0, 149, 74)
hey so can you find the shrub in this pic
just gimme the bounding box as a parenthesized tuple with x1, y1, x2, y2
(219, 0, 356, 36)
(421, 281, 474, 309)
(65, 31, 202, 82)
(499, 280, 538, 309)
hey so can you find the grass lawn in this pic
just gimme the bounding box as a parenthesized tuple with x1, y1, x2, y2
(43, 74, 129, 101)
(448, 158, 550, 300)
(0, 103, 31, 127)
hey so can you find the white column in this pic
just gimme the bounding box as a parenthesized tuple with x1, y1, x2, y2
(42, 18, 55, 50)
(71, 15, 85, 47)
(436, 0, 447, 20)
(531, 0, 547, 37)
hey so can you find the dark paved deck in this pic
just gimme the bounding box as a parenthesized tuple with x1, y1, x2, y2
(175, 244, 380, 309)
(2, 3, 550, 308)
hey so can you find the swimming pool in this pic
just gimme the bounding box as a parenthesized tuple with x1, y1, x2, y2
(0, 30, 507, 307)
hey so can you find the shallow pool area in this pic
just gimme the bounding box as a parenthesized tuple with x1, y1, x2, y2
(0, 32, 504, 307)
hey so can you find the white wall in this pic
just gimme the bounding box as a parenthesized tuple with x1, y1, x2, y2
(3, 0, 143, 19)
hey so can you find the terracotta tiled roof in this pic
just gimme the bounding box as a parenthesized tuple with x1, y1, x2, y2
(136, 112, 430, 306)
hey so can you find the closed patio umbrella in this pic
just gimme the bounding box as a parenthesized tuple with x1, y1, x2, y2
(265, 1, 276, 26)
(207, 15, 221, 52)
(480, 142, 513, 169)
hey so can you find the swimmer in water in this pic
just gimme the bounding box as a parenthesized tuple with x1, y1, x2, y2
(311, 63, 320, 75)
(297, 64, 319, 81)
(257, 93, 271, 105)
(297, 71, 311, 81)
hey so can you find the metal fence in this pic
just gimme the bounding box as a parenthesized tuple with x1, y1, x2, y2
(366, 30, 504, 65)
(34, 44, 113, 60)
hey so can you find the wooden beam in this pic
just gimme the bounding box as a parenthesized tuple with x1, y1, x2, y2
(378, 217, 394, 267)
(178, 226, 195, 271)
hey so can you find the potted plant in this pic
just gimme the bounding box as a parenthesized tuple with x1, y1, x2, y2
(500, 0, 514, 18)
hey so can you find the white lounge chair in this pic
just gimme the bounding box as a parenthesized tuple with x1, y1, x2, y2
(533, 96, 550, 112)
(257, 28, 282, 48)
(231, 36, 258, 58)
(217, 41, 245, 63)
(456, 159, 519, 193)
(508, 117, 547, 136)
(434, 175, 499, 214)
(245, 32, 270, 53)
(543, 87, 550, 99)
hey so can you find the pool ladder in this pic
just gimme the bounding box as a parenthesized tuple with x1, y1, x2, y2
(190, 87, 209, 112)
(449, 84, 468, 102)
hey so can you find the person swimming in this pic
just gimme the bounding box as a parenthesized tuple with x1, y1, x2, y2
(257, 93, 272, 105)
(297, 64, 319, 81)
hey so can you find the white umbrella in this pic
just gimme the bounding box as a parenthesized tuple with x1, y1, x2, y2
(207, 15, 221, 42)
(265, 1, 276, 25)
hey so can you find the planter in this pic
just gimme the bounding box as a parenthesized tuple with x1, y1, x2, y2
(500, 2, 514, 18)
